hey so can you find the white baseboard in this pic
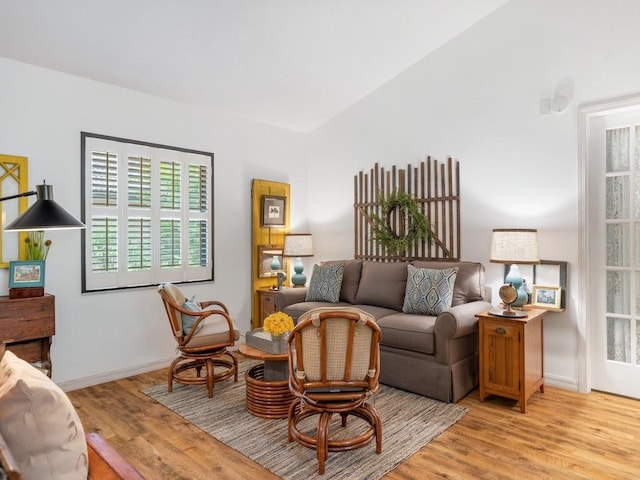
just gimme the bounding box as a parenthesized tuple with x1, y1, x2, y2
(58, 344, 243, 393)
(544, 372, 578, 392)
(58, 356, 175, 392)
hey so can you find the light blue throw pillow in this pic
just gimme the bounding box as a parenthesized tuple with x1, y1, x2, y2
(402, 265, 458, 315)
(181, 296, 203, 335)
(305, 262, 345, 303)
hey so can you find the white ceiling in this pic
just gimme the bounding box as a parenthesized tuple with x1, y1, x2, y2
(0, 0, 509, 133)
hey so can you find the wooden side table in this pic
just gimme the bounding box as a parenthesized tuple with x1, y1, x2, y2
(0, 294, 55, 377)
(256, 287, 280, 328)
(238, 344, 294, 419)
(476, 308, 545, 413)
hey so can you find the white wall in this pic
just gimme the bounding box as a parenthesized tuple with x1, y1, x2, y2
(0, 57, 307, 387)
(305, 0, 640, 390)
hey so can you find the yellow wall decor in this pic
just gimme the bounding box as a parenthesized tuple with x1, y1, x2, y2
(251, 179, 290, 329)
(0, 154, 29, 268)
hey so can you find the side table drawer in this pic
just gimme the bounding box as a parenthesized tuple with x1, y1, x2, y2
(0, 296, 55, 342)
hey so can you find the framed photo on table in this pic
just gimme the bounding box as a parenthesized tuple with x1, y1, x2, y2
(531, 285, 562, 309)
(261, 195, 286, 227)
(8, 260, 46, 288)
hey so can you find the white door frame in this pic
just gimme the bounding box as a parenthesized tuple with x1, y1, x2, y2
(577, 93, 640, 393)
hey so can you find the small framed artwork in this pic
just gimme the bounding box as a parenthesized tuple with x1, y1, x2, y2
(9, 260, 46, 288)
(261, 195, 286, 227)
(531, 285, 562, 309)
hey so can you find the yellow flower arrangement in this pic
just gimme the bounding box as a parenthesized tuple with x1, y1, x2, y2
(263, 311, 294, 337)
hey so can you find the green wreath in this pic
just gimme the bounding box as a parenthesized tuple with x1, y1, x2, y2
(370, 189, 434, 256)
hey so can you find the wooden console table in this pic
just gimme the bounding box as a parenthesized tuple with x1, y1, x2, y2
(0, 294, 55, 377)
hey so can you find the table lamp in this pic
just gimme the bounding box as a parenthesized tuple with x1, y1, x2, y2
(283, 233, 313, 287)
(489, 228, 539, 317)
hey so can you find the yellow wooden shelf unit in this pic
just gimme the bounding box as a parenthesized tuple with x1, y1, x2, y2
(251, 179, 290, 329)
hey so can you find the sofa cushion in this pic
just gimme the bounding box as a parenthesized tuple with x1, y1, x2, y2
(411, 260, 485, 306)
(0, 349, 88, 480)
(305, 262, 345, 303)
(402, 265, 458, 315)
(340, 259, 363, 303)
(376, 313, 436, 355)
(352, 304, 404, 322)
(285, 301, 353, 323)
(355, 261, 408, 311)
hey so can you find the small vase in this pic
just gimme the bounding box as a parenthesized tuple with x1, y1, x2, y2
(269, 332, 287, 354)
(271, 255, 281, 270)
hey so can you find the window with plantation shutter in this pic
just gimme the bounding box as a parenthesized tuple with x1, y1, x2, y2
(81, 132, 213, 292)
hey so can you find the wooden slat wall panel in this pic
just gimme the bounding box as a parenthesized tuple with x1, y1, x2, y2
(354, 157, 460, 261)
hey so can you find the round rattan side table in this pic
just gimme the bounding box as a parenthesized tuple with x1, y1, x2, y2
(238, 344, 294, 419)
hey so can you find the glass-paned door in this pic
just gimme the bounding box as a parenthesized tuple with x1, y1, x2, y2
(589, 111, 640, 398)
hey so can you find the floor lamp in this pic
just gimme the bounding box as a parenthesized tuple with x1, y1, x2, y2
(0, 182, 85, 231)
(1, 182, 84, 298)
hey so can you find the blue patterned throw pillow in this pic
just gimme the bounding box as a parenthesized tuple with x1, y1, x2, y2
(402, 265, 459, 315)
(305, 262, 345, 303)
(181, 296, 204, 335)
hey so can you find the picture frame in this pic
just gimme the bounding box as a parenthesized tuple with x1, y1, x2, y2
(9, 260, 46, 288)
(531, 285, 562, 309)
(503, 259, 567, 309)
(261, 195, 286, 227)
(0, 154, 29, 269)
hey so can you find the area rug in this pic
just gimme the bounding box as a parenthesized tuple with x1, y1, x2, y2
(142, 361, 467, 480)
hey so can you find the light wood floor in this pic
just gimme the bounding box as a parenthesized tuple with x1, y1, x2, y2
(67, 365, 640, 480)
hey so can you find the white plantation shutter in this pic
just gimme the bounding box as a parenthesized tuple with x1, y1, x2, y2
(189, 164, 207, 212)
(92, 151, 118, 206)
(128, 156, 151, 208)
(82, 133, 213, 292)
(189, 220, 208, 267)
(160, 161, 181, 210)
(91, 217, 118, 273)
(127, 217, 152, 271)
(160, 218, 181, 268)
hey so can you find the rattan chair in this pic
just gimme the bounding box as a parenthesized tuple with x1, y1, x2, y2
(158, 283, 238, 398)
(287, 306, 382, 474)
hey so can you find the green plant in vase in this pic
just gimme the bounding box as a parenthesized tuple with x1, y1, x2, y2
(23, 230, 52, 260)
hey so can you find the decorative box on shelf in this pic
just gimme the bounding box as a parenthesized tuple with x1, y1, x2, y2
(246, 328, 288, 354)
(9, 287, 44, 299)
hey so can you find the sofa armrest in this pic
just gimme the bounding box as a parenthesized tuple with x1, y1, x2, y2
(433, 300, 492, 365)
(275, 288, 308, 311)
(435, 300, 492, 339)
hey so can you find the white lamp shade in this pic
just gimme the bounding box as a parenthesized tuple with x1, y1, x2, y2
(283, 234, 313, 257)
(490, 229, 539, 264)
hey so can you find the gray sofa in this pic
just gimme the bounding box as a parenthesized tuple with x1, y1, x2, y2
(275, 259, 492, 403)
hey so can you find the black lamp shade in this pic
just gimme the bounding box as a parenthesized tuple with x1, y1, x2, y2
(3, 184, 85, 231)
